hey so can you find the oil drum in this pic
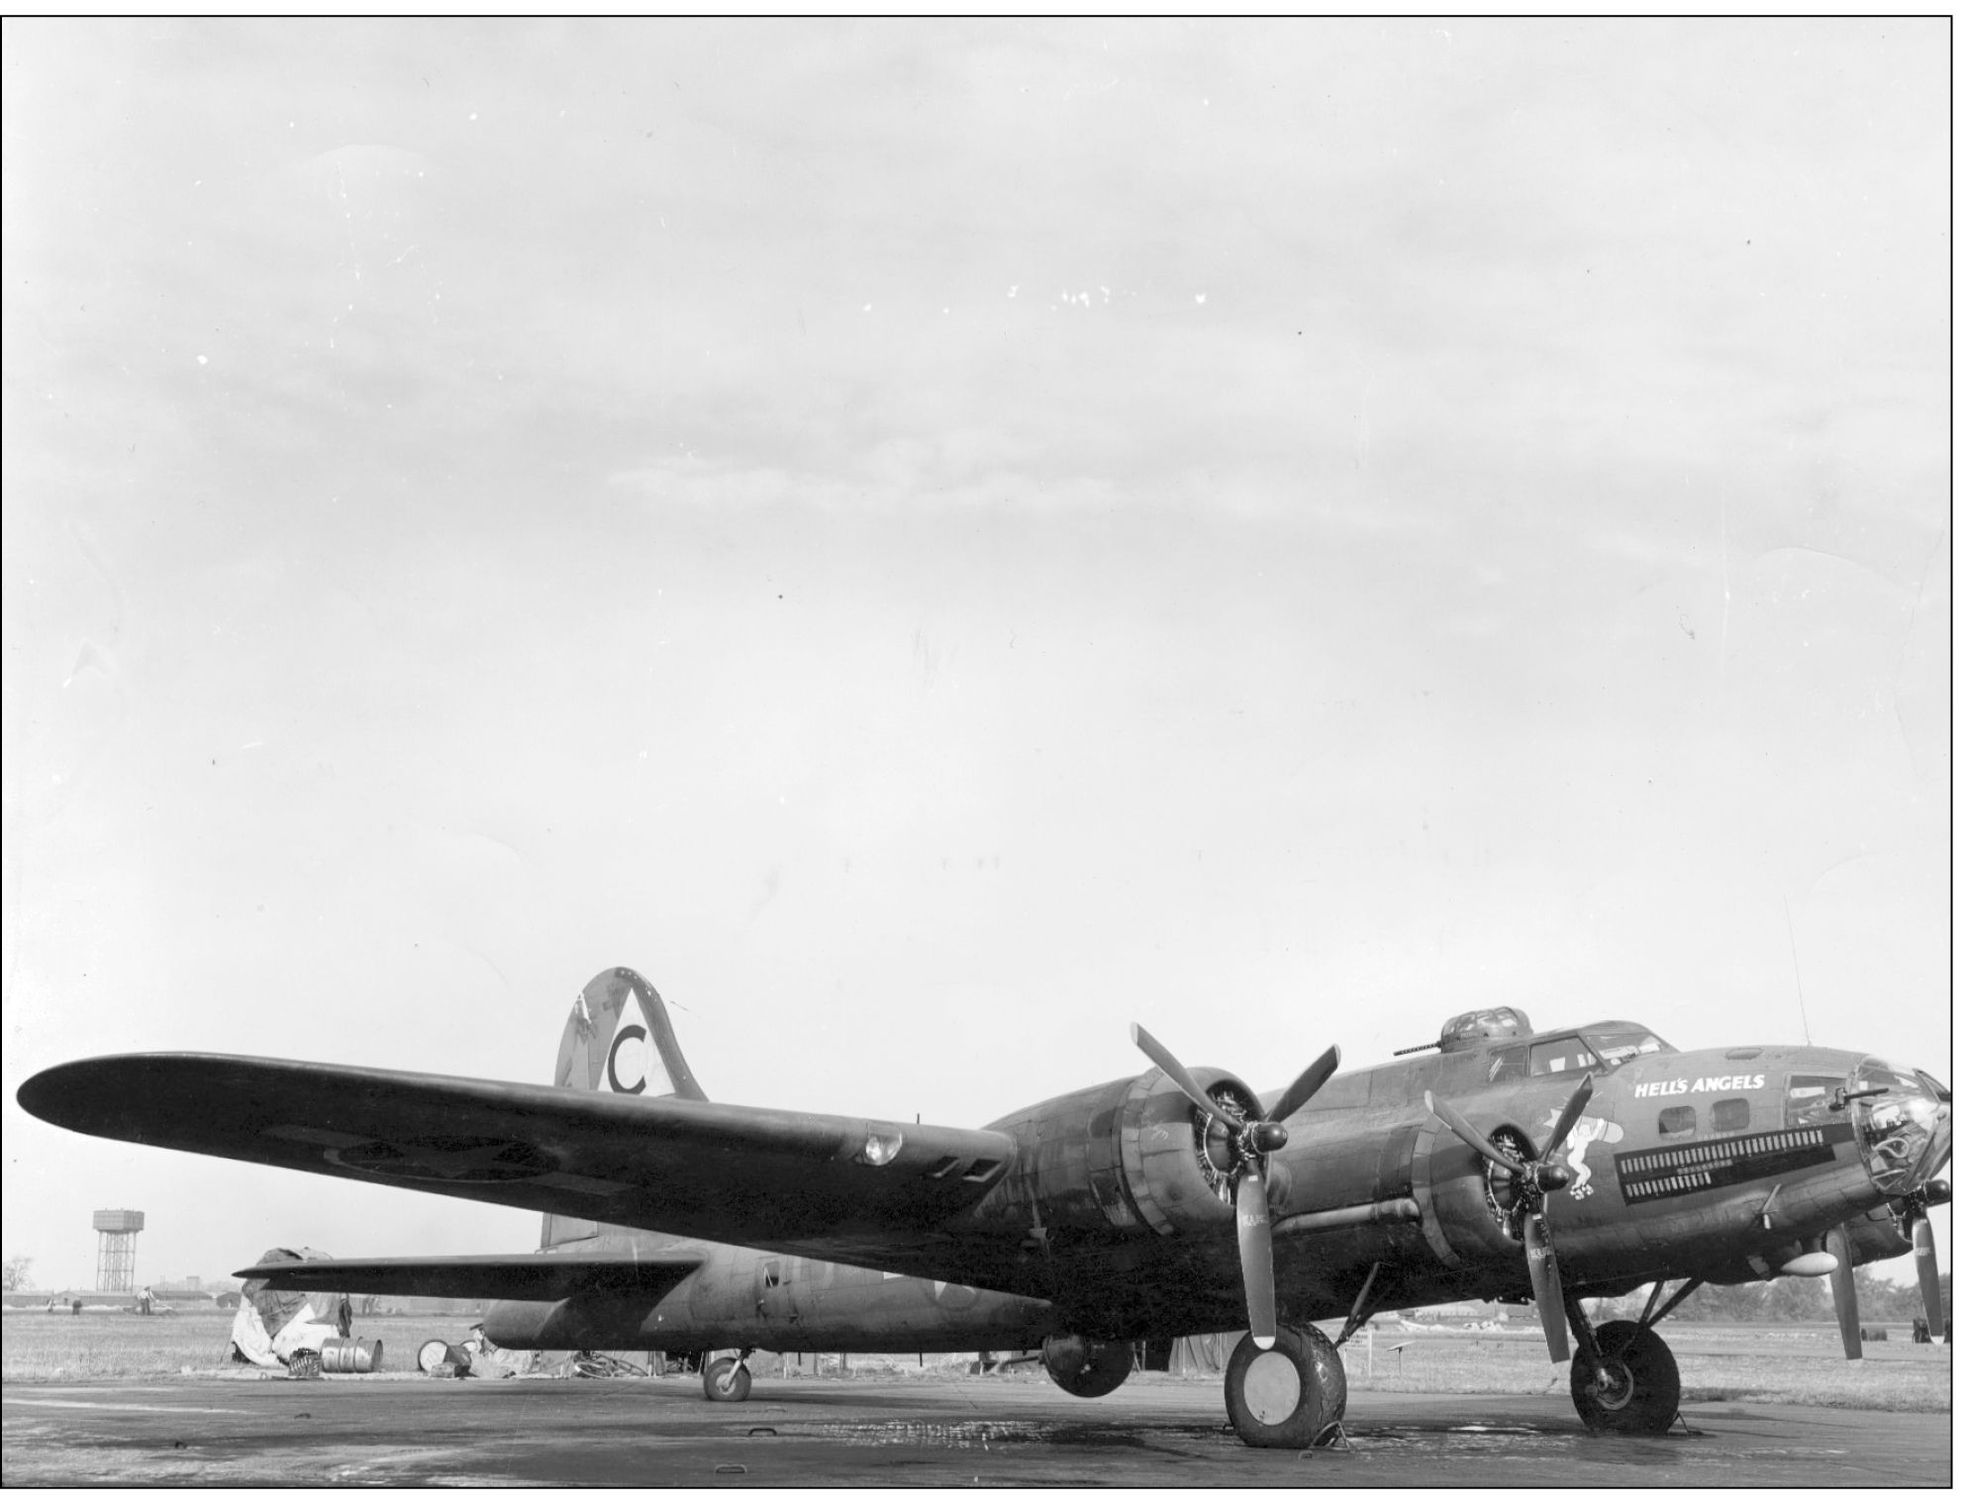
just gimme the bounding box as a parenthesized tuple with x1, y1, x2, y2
(319, 1336, 382, 1373)
(417, 1339, 471, 1375)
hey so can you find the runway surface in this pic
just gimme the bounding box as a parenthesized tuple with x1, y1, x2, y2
(2, 1373, 1948, 1486)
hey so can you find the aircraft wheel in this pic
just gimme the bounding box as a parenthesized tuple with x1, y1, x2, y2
(1571, 1320, 1679, 1435)
(1223, 1326, 1346, 1449)
(702, 1356, 752, 1403)
(1298, 1324, 1348, 1425)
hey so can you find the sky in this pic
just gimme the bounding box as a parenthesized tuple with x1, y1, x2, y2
(2, 18, 1950, 1292)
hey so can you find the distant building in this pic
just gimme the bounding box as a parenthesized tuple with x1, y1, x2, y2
(1401, 1302, 1511, 1324)
(151, 1286, 218, 1305)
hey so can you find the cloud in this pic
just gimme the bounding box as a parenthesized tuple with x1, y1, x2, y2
(607, 455, 1118, 516)
(2, 18, 1949, 1283)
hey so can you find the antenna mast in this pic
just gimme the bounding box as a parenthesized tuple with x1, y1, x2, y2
(1783, 897, 1812, 1046)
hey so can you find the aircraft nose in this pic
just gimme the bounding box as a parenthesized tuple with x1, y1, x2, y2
(1913, 1069, 1950, 1177)
(1848, 1058, 1951, 1198)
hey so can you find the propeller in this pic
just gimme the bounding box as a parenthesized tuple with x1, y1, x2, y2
(1425, 1074, 1596, 1363)
(1130, 1025, 1340, 1350)
(1895, 1177, 1951, 1337)
(1825, 1222, 1862, 1360)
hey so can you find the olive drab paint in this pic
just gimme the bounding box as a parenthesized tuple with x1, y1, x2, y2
(16, 980, 1951, 1448)
(555, 967, 706, 1102)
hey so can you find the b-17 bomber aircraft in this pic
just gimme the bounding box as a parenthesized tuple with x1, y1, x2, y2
(18, 966, 1951, 1448)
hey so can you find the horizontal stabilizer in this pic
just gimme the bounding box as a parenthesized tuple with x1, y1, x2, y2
(231, 1251, 703, 1303)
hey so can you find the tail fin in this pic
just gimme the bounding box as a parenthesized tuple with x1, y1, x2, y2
(543, 967, 706, 1250)
(555, 966, 707, 1102)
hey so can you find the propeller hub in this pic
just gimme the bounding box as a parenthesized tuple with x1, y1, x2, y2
(1535, 1162, 1574, 1193)
(1248, 1121, 1289, 1155)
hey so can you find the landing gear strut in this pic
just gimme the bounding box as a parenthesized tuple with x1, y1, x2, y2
(1223, 1325, 1347, 1449)
(702, 1348, 754, 1403)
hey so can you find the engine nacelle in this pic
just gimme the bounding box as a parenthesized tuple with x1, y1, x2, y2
(1041, 1334, 1134, 1397)
(976, 1066, 1266, 1240)
(1418, 1111, 1549, 1267)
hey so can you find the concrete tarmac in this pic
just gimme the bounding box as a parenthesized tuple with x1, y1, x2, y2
(2, 1373, 1949, 1487)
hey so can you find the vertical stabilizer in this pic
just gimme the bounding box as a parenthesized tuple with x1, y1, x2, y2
(556, 966, 707, 1102)
(543, 967, 706, 1249)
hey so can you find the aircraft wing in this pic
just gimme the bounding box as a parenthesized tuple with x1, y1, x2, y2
(19, 1054, 1019, 1281)
(233, 1251, 703, 1303)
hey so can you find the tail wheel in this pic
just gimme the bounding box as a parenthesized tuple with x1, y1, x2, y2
(1223, 1325, 1347, 1449)
(702, 1356, 752, 1403)
(1571, 1320, 1679, 1434)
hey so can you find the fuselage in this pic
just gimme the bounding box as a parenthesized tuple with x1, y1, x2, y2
(485, 1236, 1056, 1353)
(486, 1019, 1947, 1355)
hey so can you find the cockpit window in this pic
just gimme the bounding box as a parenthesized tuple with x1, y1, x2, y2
(1487, 1046, 1529, 1083)
(1580, 1027, 1671, 1069)
(1528, 1035, 1602, 1077)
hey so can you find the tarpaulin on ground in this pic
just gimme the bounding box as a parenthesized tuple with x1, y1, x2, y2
(228, 1248, 352, 1368)
(1169, 1331, 1242, 1374)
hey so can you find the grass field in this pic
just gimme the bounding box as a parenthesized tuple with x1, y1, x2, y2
(1332, 1323, 1950, 1413)
(2, 1310, 1949, 1414)
(1, 1310, 473, 1383)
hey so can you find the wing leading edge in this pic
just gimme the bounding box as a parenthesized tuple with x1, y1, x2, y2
(19, 1054, 1018, 1279)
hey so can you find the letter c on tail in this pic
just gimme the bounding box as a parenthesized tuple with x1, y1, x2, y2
(607, 1024, 649, 1094)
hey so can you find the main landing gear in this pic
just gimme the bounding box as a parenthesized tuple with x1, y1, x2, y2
(1223, 1325, 1347, 1449)
(702, 1348, 754, 1402)
(1566, 1280, 1696, 1435)
(1569, 1321, 1679, 1434)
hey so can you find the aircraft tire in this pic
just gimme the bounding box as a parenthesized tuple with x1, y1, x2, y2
(1571, 1320, 1679, 1435)
(702, 1356, 752, 1403)
(1223, 1326, 1346, 1449)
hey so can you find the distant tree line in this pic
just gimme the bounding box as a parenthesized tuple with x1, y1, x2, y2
(1601, 1268, 1944, 1326)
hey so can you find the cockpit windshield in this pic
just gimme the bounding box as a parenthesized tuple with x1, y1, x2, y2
(1580, 1026, 1673, 1070)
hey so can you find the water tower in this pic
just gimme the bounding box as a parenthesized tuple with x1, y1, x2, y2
(92, 1208, 145, 1292)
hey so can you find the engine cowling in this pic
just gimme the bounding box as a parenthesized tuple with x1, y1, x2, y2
(1118, 1063, 1273, 1235)
(977, 1066, 1266, 1241)
(1418, 1109, 1550, 1266)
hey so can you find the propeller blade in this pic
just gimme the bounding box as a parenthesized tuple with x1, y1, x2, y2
(1538, 1074, 1596, 1166)
(1235, 1169, 1277, 1350)
(1425, 1091, 1528, 1178)
(1264, 1045, 1341, 1125)
(1523, 1213, 1571, 1363)
(1825, 1223, 1862, 1361)
(1130, 1024, 1240, 1132)
(1910, 1212, 1946, 1336)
